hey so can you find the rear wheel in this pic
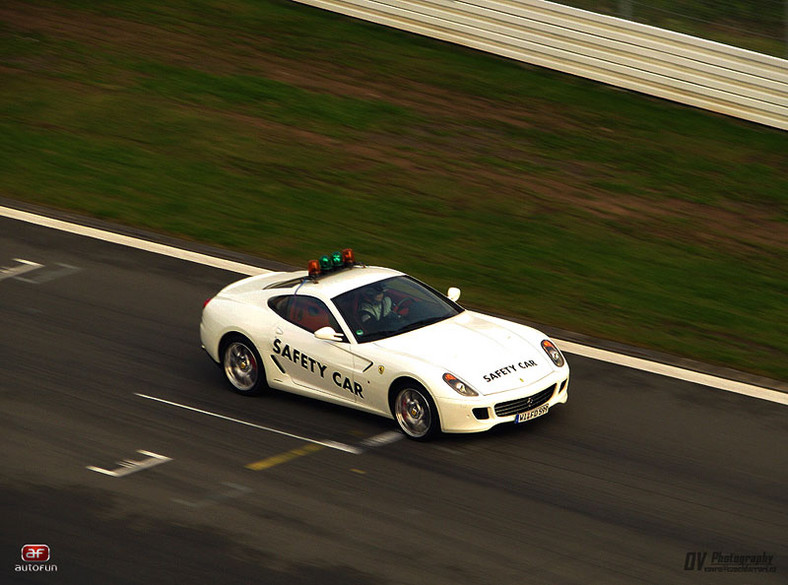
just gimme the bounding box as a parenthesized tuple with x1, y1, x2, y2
(393, 383, 440, 441)
(221, 336, 266, 395)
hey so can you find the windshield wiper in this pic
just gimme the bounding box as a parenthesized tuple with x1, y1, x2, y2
(398, 315, 447, 334)
(359, 315, 450, 342)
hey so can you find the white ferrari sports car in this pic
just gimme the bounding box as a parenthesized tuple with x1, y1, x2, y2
(200, 250, 569, 440)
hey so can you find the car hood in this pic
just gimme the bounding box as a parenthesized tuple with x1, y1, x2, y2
(373, 311, 555, 395)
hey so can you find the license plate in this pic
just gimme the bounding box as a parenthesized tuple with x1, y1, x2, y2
(515, 404, 549, 423)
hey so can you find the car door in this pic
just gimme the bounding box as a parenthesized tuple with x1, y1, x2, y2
(269, 294, 362, 404)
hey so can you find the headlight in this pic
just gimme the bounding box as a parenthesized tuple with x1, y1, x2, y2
(442, 373, 478, 397)
(541, 339, 565, 367)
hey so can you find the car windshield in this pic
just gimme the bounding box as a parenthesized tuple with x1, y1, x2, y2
(332, 276, 463, 343)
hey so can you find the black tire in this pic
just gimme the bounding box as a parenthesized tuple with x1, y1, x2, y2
(392, 382, 440, 441)
(221, 335, 267, 396)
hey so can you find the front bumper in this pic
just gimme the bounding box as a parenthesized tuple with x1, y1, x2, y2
(437, 372, 569, 433)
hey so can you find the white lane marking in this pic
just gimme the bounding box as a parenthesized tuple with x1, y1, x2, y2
(134, 393, 362, 454)
(0, 206, 270, 276)
(172, 482, 252, 509)
(87, 450, 171, 477)
(359, 431, 403, 448)
(2, 205, 784, 404)
(0, 258, 43, 281)
(555, 340, 788, 406)
(16, 263, 81, 284)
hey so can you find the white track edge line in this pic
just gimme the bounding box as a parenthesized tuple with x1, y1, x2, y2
(555, 340, 788, 406)
(2, 205, 785, 405)
(0, 206, 270, 276)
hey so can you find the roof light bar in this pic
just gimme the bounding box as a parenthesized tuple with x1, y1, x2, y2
(308, 248, 357, 279)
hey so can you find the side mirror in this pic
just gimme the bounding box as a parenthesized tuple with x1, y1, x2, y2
(447, 287, 461, 302)
(314, 326, 344, 342)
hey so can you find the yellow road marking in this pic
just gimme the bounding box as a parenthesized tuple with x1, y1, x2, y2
(246, 443, 325, 471)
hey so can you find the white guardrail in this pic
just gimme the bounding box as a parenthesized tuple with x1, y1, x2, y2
(293, 0, 788, 130)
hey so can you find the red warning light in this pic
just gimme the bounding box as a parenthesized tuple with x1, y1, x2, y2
(307, 259, 321, 278)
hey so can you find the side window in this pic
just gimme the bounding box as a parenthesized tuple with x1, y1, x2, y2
(273, 295, 340, 334)
(268, 295, 291, 319)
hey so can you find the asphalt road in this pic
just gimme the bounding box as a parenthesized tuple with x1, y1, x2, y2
(2, 214, 786, 584)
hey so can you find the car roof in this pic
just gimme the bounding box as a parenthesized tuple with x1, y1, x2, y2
(267, 265, 405, 299)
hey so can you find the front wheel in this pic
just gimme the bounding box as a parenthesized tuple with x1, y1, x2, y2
(393, 384, 440, 441)
(222, 336, 266, 395)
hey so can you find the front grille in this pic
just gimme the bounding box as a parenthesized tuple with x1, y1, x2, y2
(494, 385, 555, 417)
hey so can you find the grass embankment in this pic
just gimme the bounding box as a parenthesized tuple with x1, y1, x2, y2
(1, 0, 786, 379)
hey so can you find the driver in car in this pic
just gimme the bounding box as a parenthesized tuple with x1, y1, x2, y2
(359, 284, 397, 325)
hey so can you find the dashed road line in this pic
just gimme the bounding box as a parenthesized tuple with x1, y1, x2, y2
(86, 450, 172, 477)
(246, 444, 325, 471)
(0, 258, 43, 281)
(134, 393, 363, 454)
(358, 431, 403, 448)
(172, 482, 252, 508)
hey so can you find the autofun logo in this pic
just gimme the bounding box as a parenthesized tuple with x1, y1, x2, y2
(22, 544, 50, 562)
(15, 544, 58, 573)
